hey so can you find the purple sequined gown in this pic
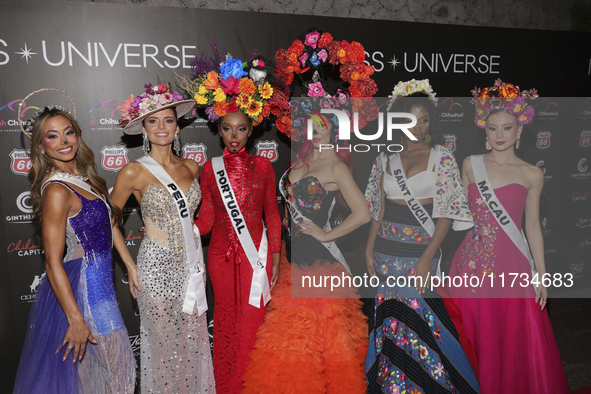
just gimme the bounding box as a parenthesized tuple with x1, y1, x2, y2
(14, 181, 136, 394)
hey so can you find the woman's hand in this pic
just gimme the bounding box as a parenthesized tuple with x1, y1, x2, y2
(126, 263, 142, 299)
(139, 226, 146, 238)
(366, 257, 377, 278)
(270, 253, 280, 290)
(58, 316, 97, 362)
(297, 219, 328, 243)
(535, 284, 548, 311)
(413, 255, 432, 295)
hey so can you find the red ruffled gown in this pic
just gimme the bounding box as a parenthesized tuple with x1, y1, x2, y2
(241, 170, 368, 393)
(196, 147, 281, 393)
(449, 183, 569, 393)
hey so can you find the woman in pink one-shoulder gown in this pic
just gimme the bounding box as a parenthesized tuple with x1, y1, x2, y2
(449, 80, 569, 393)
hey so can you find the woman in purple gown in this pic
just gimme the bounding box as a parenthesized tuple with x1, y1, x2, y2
(449, 79, 569, 393)
(13, 104, 136, 393)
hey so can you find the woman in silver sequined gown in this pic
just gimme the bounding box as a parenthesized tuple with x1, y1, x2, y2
(111, 88, 215, 393)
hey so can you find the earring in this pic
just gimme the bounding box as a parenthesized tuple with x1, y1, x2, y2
(143, 133, 150, 155)
(173, 133, 181, 156)
(486, 139, 492, 150)
(40, 150, 45, 154)
(516, 138, 521, 150)
(424, 134, 431, 144)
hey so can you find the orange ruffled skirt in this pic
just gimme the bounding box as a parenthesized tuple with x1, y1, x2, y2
(242, 248, 368, 393)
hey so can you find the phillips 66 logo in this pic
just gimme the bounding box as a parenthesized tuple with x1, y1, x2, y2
(580, 131, 591, 148)
(101, 146, 128, 172)
(256, 140, 279, 163)
(443, 134, 457, 152)
(536, 131, 551, 150)
(9, 149, 31, 176)
(183, 143, 208, 165)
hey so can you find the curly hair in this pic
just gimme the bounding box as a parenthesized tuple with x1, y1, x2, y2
(28, 109, 122, 243)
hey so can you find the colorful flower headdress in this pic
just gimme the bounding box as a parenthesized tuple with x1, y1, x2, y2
(386, 79, 438, 110)
(471, 79, 538, 128)
(18, 88, 77, 139)
(274, 28, 379, 141)
(180, 43, 288, 126)
(118, 79, 195, 135)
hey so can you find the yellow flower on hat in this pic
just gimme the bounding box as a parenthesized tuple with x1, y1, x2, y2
(198, 85, 207, 95)
(236, 94, 251, 109)
(214, 88, 226, 103)
(258, 82, 273, 100)
(246, 100, 263, 118)
(195, 94, 208, 105)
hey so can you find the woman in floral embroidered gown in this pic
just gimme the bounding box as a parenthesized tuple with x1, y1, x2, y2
(364, 81, 479, 393)
(449, 80, 569, 393)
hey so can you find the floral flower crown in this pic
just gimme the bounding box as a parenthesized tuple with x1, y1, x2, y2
(387, 79, 438, 110)
(471, 79, 538, 128)
(18, 88, 77, 139)
(181, 43, 287, 126)
(274, 28, 379, 141)
(118, 80, 195, 134)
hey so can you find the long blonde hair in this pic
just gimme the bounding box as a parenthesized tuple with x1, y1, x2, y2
(28, 109, 122, 242)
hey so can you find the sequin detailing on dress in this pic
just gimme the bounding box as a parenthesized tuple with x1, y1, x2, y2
(14, 181, 136, 394)
(137, 179, 215, 393)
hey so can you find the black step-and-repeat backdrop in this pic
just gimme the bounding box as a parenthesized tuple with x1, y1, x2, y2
(1, 0, 590, 389)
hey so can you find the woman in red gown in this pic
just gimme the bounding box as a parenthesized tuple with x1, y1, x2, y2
(191, 53, 283, 393)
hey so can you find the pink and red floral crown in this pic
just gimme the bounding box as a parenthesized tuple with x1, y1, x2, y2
(273, 28, 379, 141)
(471, 79, 538, 129)
(181, 43, 288, 126)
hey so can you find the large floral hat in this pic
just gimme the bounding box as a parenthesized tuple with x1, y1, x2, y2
(274, 28, 379, 141)
(118, 79, 195, 135)
(386, 79, 438, 110)
(471, 79, 538, 128)
(180, 43, 289, 126)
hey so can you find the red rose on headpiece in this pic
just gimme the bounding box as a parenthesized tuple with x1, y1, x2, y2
(318, 32, 333, 48)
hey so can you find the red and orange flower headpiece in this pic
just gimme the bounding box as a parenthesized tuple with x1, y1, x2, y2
(181, 43, 288, 126)
(471, 79, 538, 129)
(274, 28, 379, 141)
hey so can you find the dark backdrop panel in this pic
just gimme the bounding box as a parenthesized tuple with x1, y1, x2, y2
(1, 0, 590, 390)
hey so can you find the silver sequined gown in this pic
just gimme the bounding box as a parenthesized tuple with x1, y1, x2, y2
(136, 179, 215, 393)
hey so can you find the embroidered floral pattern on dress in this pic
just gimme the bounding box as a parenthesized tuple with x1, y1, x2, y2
(434, 149, 472, 226)
(378, 222, 431, 244)
(374, 221, 438, 277)
(456, 195, 498, 281)
(365, 146, 473, 231)
(374, 254, 439, 277)
(373, 296, 457, 393)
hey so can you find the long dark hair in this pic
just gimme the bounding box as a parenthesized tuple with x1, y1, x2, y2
(28, 109, 123, 242)
(389, 92, 444, 148)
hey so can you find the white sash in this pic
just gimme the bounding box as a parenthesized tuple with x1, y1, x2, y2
(136, 156, 207, 316)
(211, 156, 270, 308)
(471, 155, 537, 289)
(42, 173, 113, 248)
(281, 169, 352, 274)
(386, 153, 442, 277)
